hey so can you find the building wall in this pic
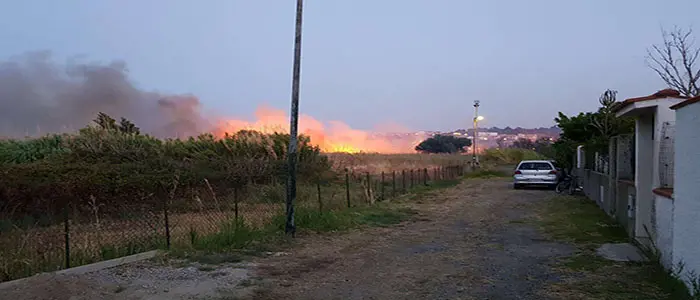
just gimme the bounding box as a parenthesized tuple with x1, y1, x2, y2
(672, 102, 700, 283)
(654, 194, 674, 268)
(635, 114, 654, 241)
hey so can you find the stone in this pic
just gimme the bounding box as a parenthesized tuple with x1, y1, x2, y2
(596, 243, 647, 262)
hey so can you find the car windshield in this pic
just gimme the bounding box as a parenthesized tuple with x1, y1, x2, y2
(518, 162, 552, 170)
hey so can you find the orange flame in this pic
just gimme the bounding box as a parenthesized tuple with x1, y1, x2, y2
(212, 105, 423, 153)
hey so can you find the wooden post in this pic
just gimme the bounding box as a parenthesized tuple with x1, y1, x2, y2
(402, 170, 406, 192)
(366, 172, 371, 203)
(381, 172, 385, 201)
(345, 168, 351, 208)
(317, 181, 322, 212)
(63, 204, 71, 268)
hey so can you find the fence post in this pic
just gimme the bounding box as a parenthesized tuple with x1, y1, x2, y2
(366, 172, 371, 203)
(163, 196, 171, 250)
(345, 168, 351, 208)
(380, 172, 385, 201)
(63, 203, 70, 269)
(402, 170, 406, 192)
(423, 168, 428, 186)
(317, 181, 322, 212)
(234, 186, 240, 228)
(392, 171, 396, 197)
(410, 169, 414, 188)
(433, 167, 437, 182)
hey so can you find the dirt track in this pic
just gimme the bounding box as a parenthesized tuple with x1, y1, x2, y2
(1, 179, 575, 300)
(252, 179, 574, 299)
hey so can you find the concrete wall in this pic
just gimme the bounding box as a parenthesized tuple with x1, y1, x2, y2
(654, 194, 674, 268)
(635, 114, 655, 241)
(672, 102, 700, 283)
(616, 180, 636, 237)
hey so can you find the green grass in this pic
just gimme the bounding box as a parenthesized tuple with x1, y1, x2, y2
(535, 195, 694, 299)
(166, 204, 418, 265)
(537, 195, 628, 246)
(404, 178, 461, 196)
(277, 206, 417, 233)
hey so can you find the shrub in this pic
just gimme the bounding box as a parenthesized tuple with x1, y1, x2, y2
(481, 148, 544, 165)
(0, 114, 331, 224)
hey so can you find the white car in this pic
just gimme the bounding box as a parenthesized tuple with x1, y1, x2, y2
(513, 160, 560, 189)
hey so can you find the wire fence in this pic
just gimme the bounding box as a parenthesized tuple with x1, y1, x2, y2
(0, 164, 466, 282)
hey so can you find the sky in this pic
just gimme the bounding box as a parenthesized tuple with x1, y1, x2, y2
(0, 0, 698, 132)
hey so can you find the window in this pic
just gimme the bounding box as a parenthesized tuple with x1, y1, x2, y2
(518, 162, 553, 170)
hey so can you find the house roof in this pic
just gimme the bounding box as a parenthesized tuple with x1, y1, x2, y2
(670, 95, 700, 110)
(612, 89, 689, 113)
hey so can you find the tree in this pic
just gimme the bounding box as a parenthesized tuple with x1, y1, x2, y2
(93, 112, 141, 135)
(551, 89, 634, 168)
(415, 135, 471, 154)
(646, 26, 700, 97)
(119, 117, 140, 135)
(94, 112, 118, 131)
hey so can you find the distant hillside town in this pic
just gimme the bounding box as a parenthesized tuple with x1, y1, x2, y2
(373, 126, 562, 151)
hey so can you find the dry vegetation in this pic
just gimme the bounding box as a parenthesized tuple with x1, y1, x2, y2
(326, 152, 471, 174)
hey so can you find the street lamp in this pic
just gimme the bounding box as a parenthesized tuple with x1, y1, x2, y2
(472, 101, 482, 167)
(285, 0, 304, 237)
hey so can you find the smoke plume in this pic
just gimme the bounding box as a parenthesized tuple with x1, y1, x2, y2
(0, 51, 211, 138)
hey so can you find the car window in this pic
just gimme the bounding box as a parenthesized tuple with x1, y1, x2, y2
(518, 162, 553, 170)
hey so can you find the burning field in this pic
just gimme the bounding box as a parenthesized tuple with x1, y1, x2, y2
(0, 52, 426, 154)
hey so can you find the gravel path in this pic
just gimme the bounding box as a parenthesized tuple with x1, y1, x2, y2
(253, 179, 575, 300)
(1, 178, 575, 300)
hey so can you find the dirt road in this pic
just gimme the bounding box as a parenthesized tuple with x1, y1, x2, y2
(1, 179, 576, 300)
(253, 179, 574, 300)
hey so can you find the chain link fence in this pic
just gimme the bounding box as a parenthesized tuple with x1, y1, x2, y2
(0, 163, 466, 282)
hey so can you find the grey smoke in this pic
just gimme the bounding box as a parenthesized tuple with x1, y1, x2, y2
(0, 51, 213, 138)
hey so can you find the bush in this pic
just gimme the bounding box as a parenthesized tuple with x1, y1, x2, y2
(0, 114, 332, 223)
(481, 148, 545, 165)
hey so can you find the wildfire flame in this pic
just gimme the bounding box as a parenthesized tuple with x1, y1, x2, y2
(213, 105, 423, 153)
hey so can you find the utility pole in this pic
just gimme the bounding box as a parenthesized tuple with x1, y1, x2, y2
(472, 100, 480, 167)
(285, 0, 304, 237)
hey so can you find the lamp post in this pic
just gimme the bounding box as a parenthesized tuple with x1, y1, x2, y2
(472, 101, 481, 166)
(285, 0, 304, 237)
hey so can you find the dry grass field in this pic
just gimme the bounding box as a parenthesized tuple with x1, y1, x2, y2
(326, 152, 472, 174)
